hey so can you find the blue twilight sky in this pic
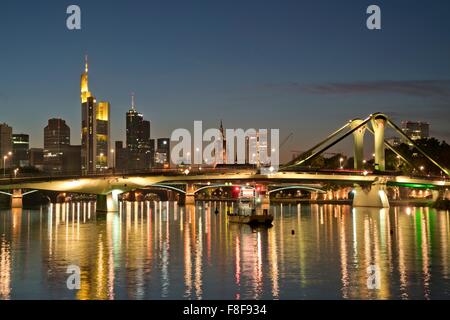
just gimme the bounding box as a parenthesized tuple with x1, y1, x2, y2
(1, 0, 450, 161)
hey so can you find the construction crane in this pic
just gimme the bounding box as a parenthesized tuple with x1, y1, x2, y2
(280, 132, 294, 150)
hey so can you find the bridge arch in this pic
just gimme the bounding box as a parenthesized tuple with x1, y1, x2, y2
(144, 184, 186, 194)
(194, 184, 253, 194)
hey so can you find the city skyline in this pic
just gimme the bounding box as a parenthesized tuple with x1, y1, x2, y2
(0, 54, 446, 164)
(1, 0, 450, 304)
(1, 1, 450, 162)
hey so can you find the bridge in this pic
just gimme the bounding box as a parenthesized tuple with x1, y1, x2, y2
(0, 113, 449, 211)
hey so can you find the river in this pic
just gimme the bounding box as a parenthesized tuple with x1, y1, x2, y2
(0, 202, 449, 299)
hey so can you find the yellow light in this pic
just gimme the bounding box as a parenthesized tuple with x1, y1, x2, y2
(96, 101, 110, 121)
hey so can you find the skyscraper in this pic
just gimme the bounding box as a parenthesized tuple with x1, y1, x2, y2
(126, 94, 151, 171)
(12, 134, 29, 167)
(0, 124, 13, 169)
(81, 56, 111, 174)
(43, 118, 70, 173)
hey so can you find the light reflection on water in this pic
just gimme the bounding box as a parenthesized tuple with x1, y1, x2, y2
(0, 202, 449, 300)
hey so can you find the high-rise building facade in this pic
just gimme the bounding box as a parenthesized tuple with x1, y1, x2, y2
(80, 57, 111, 174)
(126, 94, 151, 171)
(12, 134, 29, 167)
(401, 121, 430, 141)
(114, 141, 128, 172)
(43, 118, 70, 173)
(29, 148, 44, 170)
(63, 145, 82, 175)
(149, 139, 155, 168)
(0, 124, 12, 169)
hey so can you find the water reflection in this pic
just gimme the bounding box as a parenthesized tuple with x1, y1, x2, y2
(0, 202, 449, 299)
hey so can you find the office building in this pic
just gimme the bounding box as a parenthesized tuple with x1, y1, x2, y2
(43, 118, 70, 173)
(12, 134, 29, 167)
(114, 141, 128, 172)
(29, 148, 44, 170)
(155, 138, 170, 168)
(63, 145, 82, 175)
(149, 139, 155, 168)
(0, 124, 12, 169)
(401, 121, 430, 141)
(80, 56, 111, 174)
(126, 94, 152, 171)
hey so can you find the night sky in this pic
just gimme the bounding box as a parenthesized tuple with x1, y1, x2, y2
(1, 0, 450, 162)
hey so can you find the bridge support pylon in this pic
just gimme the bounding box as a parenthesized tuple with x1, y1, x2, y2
(11, 189, 23, 209)
(96, 192, 119, 213)
(352, 183, 390, 208)
(351, 120, 367, 170)
(371, 114, 387, 171)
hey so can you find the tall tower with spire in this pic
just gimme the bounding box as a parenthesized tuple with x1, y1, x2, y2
(80, 56, 111, 174)
(125, 93, 151, 171)
(80, 55, 91, 102)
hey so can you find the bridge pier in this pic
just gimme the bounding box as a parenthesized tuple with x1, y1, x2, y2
(183, 183, 196, 205)
(352, 183, 389, 208)
(96, 192, 119, 213)
(11, 189, 23, 209)
(184, 194, 196, 205)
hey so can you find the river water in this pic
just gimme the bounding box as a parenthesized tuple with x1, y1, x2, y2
(0, 202, 449, 300)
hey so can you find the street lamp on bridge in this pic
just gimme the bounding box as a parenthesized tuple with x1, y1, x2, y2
(111, 149, 115, 173)
(3, 155, 7, 177)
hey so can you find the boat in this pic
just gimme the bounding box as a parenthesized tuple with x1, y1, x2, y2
(227, 211, 274, 226)
(227, 187, 274, 226)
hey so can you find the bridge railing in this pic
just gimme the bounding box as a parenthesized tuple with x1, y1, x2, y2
(0, 166, 260, 183)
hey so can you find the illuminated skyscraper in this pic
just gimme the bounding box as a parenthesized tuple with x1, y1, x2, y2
(80, 56, 111, 174)
(126, 94, 151, 171)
